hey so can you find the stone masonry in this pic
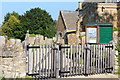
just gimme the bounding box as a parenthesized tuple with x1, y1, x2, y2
(0, 34, 56, 78)
(0, 36, 26, 78)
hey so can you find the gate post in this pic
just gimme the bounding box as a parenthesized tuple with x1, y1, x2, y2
(24, 30, 30, 75)
(55, 44, 60, 78)
(111, 41, 117, 73)
(26, 45, 29, 74)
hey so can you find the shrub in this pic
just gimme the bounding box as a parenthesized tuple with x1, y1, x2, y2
(113, 27, 118, 31)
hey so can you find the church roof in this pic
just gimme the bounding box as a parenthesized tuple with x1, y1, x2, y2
(60, 10, 79, 31)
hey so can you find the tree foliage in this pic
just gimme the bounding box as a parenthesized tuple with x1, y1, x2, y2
(20, 8, 56, 38)
(3, 11, 20, 24)
(1, 8, 56, 40)
(1, 16, 22, 38)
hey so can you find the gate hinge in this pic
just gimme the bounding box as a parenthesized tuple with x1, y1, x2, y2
(84, 48, 91, 51)
(59, 70, 70, 74)
(105, 67, 113, 70)
(105, 45, 113, 49)
(59, 45, 70, 50)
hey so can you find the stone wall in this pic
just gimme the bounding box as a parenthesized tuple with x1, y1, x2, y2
(0, 34, 56, 78)
(67, 33, 80, 45)
(25, 34, 56, 45)
(0, 36, 26, 78)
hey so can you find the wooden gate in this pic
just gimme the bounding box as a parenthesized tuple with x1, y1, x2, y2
(26, 44, 115, 78)
(59, 44, 114, 77)
(26, 45, 59, 78)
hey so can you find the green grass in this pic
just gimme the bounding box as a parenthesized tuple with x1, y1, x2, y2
(0, 76, 33, 80)
(25, 76, 33, 80)
(29, 34, 36, 37)
(0, 76, 5, 80)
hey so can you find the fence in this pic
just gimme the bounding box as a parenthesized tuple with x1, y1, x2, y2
(26, 44, 115, 78)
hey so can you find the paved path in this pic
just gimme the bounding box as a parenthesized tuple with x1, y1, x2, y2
(51, 74, 119, 80)
(66, 73, 119, 78)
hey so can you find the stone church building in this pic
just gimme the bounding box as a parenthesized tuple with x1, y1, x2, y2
(57, 1, 120, 45)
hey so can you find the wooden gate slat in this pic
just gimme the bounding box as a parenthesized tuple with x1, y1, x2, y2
(39, 45, 41, 78)
(67, 45, 70, 76)
(81, 44, 84, 74)
(78, 45, 80, 74)
(70, 45, 72, 76)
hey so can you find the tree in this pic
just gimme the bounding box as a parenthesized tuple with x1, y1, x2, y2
(20, 8, 56, 38)
(1, 8, 56, 40)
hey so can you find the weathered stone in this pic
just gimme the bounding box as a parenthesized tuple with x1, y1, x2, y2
(0, 36, 26, 78)
(28, 37, 35, 45)
(3, 58, 13, 66)
(2, 51, 14, 57)
(5, 39, 10, 48)
(113, 31, 118, 44)
(3, 71, 12, 78)
(1, 56, 26, 78)
(19, 73, 26, 78)
(9, 39, 16, 47)
(34, 35, 40, 45)
(0, 69, 3, 76)
(39, 35, 44, 45)
(22, 41, 26, 49)
(45, 38, 53, 45)
(24, 34, 56, 45)
(52, 37, 56, 42)
(7, 66, 12, 71)
(39, 35, 44, 40)
(0, 57, 2, 63)
(0, 36, 6, 45)
(15, 39, 22, 48)
(0, 36, 6, 56)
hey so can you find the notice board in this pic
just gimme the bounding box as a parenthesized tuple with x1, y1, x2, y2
(86, 27, 97, 43)
(85, 23, 113, 44)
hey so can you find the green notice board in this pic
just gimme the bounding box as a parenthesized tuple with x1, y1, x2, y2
(100, 26, 112, 43)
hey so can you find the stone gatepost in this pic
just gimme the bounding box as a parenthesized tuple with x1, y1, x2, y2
(110, 41, 118, 74)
